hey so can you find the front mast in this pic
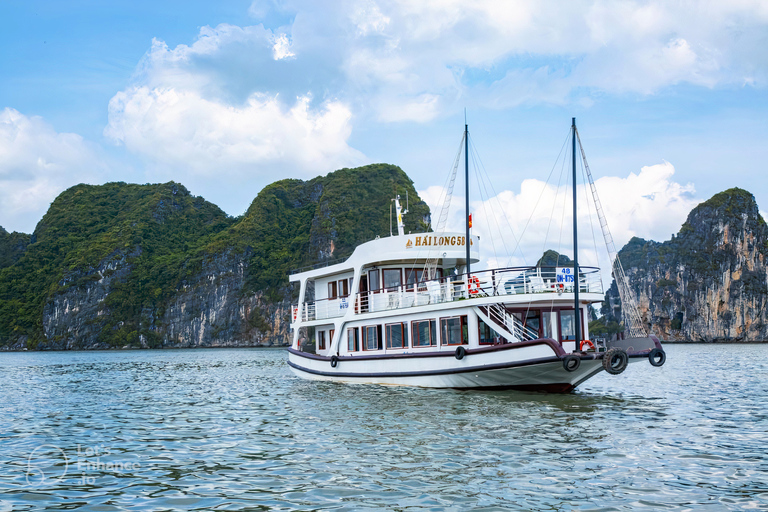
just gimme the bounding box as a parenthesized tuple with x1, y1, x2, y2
(465, 121, 470, 278)
(572, 117, 581, 353)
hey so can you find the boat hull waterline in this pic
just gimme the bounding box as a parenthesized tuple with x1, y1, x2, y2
(287, 336, 662, 392)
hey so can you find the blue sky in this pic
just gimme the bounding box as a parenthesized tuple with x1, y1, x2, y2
(2, 0, 767, 265)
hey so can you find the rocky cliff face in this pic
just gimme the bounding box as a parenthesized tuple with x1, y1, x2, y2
(605, 188, 768, 341)
(0, 164, 430, 350)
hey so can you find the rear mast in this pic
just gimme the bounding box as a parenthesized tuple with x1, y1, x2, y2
(572, 117, 581, 353)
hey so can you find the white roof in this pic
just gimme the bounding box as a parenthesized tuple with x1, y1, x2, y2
(290, 232, 480, 282)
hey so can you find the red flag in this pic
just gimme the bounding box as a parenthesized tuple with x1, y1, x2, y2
(468, 213, 473, 228)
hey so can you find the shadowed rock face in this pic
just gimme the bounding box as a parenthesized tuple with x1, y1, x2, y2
(0, 164, 431, 350)
(605, 188, 768, 342)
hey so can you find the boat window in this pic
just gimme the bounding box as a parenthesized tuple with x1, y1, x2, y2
(338, 279, 349, 297)
(363, 325, 382, 351)
(405, 268, 426, 291)
(386, 322, 408, 349)
(525, 310, 541, 337)
(383, 269, 402, 291)
(478, 320, 502, 345)
(347, 327, 359, 352)
(541, 313, 552, 339)
(412, 319, 437, 347)
(558, 309, 584, 341)
(328, 281, 338, 299)
(368, 269, 380, 292)
(441, 315, 468, 345)
(318, 330, 326, 350)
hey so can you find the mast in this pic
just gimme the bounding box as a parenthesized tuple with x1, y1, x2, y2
(572, 118, 581, 352)
(465, 121, 470, 277)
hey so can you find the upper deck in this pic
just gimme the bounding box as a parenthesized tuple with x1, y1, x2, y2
(294, 264, 604, 324)
(289, 232, 480, 283)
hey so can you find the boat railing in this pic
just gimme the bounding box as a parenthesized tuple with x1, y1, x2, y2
(299, 295, 352, 321)
(353, 266, 602, 315)
(485, 302, 539, 342)
(293, 266, 602, 322)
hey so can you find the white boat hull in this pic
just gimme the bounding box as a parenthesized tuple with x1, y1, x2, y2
(287, 340, 631, 392)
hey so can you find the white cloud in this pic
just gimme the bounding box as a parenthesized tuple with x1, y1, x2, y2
(306, 0, 768, 116)
(105, 24, 364, 180)
(0, 109, 108, 233)
(272, 33, 295, 60)
(105, 87, 362, 176)
(419, 161, 698, 277)
(104, 0, 768, 185)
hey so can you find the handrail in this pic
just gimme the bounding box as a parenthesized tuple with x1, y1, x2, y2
(292, 265, 603, 324)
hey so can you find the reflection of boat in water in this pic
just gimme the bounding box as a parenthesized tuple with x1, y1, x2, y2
(287, 119, 665, 392)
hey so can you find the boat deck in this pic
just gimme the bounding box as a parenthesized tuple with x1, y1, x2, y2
(294, 266, 603, 323)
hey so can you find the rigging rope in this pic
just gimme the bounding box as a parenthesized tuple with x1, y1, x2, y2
(575, 129, 647, 337)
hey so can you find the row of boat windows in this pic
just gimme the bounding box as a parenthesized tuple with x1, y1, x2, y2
(326, 268, 445, 299)
(316, 315, 473, 352)
(313, 308, 588, 350)
(346, 315, 468, 352)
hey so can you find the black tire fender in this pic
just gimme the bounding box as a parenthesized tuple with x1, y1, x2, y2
(562, 354, 581, 372)
(648, 348, 666, 367)
(330, 355, 339, 368)
(455, 346, 466, 360)
(603, 347, 629, 375)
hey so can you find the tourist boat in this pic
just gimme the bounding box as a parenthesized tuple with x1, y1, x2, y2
(287, 119, 666, 392)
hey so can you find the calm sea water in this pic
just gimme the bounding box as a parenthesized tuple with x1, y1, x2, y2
(0, 344, 766, 511)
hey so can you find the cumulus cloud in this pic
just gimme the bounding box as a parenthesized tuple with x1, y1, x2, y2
(105, 25, 364, 180)
(105, 87, 362, 176)
(297, 0, 768, 116)
(419, 161, 698, 277)
(0, 108, 109, 233)
(104, 0, 768, 184)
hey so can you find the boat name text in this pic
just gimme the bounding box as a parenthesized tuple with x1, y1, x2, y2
(406, 235, 471, 249)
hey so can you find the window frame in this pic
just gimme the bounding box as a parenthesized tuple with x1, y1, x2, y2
(382, 268, 402, 291)
(557, 308, 585, 342)
(363, 324, 382, 351)
(385, 322, 408, 349)
(338, 279, 349, 298)
(440, 315, 468, 346)
(347, 327, 359, 352)
(328, 281, 338, 299)
(318, 330, 326, 350)
(368, 269, 381, 293)
(411, 319, 437, 348)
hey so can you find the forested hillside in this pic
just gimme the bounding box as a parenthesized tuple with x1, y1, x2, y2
(0, 164, 429, 349)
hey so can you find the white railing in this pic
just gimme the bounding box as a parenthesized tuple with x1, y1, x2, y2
(484, 302, 539, 342)
(298, 296, 351, 322)
(294, 266, 602, 322)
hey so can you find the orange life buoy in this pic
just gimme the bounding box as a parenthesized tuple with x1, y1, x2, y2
(580, 339, 595, 351)
(467, 275, 481, 295)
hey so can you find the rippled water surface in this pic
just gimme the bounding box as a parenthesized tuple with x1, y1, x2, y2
(0, 345, 767, 511)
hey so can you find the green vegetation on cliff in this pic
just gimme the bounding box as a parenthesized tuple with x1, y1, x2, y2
(0, 227, 31, 269)
(604, 187, 768, 341)
(0, 182, 232, 346)
(214, 164, 430, 300)
(0, 164, 430, 348)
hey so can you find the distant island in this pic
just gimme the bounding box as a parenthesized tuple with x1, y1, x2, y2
(596, 188, 768, 342)
(1, 167, 765, 350)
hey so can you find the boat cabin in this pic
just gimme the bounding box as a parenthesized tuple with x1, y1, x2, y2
(290, 230, 604, 357)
